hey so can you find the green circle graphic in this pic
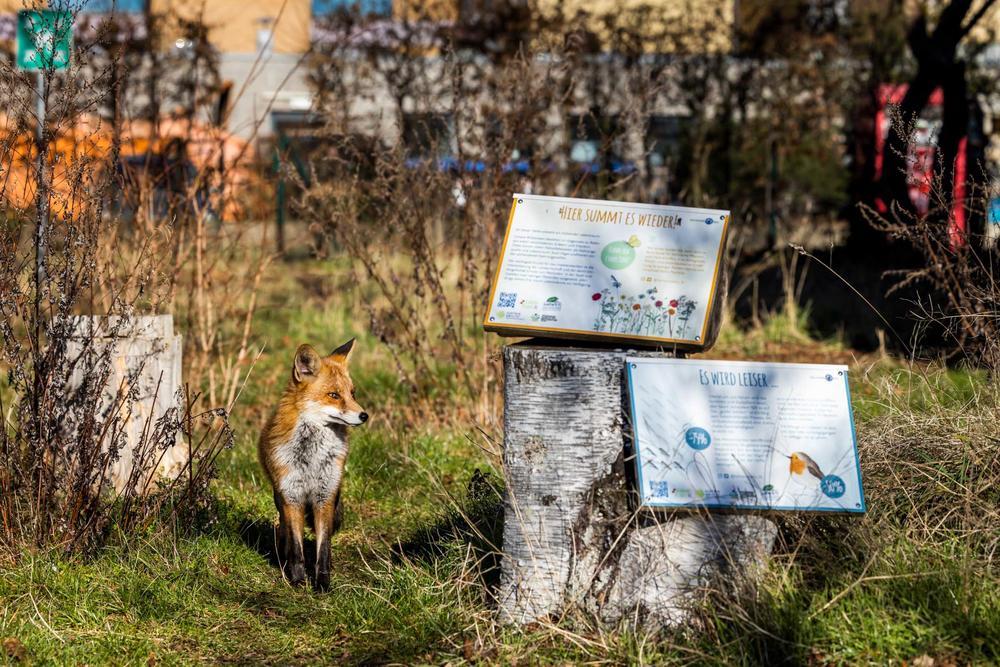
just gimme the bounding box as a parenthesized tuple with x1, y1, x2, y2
(601, 241, 636, 270)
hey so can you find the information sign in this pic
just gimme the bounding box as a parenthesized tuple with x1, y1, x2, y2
(626, 358, 865, 513)
(484, 194, 729, 347)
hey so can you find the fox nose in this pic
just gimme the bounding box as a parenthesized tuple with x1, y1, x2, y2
(359, 412, 369, 423)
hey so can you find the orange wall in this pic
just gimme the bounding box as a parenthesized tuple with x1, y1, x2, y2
(151, 0, 312, 54)
(394, 0, 457, 22)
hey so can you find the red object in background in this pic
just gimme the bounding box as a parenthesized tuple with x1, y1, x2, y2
(874, 84, 966, 246)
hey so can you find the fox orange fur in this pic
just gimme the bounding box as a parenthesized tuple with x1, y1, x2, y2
(258, 339, 368, 590)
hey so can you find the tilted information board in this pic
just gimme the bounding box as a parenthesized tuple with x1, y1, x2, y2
(484, 194, 729, 348)
(626, 358, 865, 513)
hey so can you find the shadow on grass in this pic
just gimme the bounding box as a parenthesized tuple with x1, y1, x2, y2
(237, 516, 320, 583)
(391, 469, 505, 592)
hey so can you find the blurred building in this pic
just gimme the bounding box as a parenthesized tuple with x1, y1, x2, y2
(0, 0, 733, 138)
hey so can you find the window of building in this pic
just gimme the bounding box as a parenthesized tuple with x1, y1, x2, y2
(256, 17, 275, 57)
(312, 0, 393, 18)
(482, 116, 535, 171)
(76, 0, 146, 12)
(459, 0, 489, 22)
(402, 113, 455, 160)
(567, 113, 626, 168)
(646, 115, 687, 169)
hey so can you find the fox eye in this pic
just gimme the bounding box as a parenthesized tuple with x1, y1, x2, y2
(328, 392, 341, 400)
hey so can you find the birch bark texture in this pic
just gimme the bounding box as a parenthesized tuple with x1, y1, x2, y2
(498, 343, 777, 630)
(67, 315, 188, 494)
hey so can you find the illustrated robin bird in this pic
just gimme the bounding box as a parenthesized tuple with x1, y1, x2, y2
(788, 452, 824, 480)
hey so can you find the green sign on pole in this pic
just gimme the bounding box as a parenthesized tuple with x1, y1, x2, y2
(16, 10, 73, 72)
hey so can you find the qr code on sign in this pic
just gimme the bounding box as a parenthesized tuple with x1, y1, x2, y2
(648, 480, 669, 498)
(498, 292, 517, 308)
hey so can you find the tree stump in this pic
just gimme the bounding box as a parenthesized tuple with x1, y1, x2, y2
(498, 342, 777, 630)
(67, 315, 187, 494)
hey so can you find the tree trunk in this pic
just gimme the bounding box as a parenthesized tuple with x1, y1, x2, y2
(498, 343, 776, 630)
(880, 0, 983, 215)
(67, 315, 187, 494)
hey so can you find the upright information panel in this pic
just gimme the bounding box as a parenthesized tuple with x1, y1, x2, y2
(626, 358, 865, 513)
(484, 194, 729, 347)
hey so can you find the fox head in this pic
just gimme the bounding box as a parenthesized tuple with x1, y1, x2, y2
(290, 339, 369, 427)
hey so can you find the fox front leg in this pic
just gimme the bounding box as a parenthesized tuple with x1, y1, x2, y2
(331, 489, 343, 535)
(273, 491, 289, 567)
(282, 502, 308, 586)
(313, 492, 341, 592)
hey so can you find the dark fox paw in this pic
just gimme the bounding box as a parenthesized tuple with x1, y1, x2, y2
(288, 563, 307, 586)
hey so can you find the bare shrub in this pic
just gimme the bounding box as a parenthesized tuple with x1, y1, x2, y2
(0, 4, 264, 556)
(299, 2, 755, 421)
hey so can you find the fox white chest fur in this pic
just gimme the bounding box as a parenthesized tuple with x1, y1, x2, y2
(272, 410, 348, 506)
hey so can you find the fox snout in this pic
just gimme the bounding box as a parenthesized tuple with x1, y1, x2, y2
(331, 406, 369, 427)
(339, 392, 369, 426)
(343, 411, 369, 426)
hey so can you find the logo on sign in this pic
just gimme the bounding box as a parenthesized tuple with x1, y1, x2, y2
(600, 240, 636, 269)
(820, 474, 846, 499)
(685, 427, 711, 450)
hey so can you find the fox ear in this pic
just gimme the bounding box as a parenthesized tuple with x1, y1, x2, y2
(329, 337, 356, 363)
(293, 344, 321, 382)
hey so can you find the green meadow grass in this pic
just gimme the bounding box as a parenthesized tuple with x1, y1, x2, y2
(2, 257, 998, 665)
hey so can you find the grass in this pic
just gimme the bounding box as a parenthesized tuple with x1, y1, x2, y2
(2, 247, 999, 665)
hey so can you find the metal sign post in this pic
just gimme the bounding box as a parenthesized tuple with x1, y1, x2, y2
(17, 9, 72, 429)
(33, 70, 46, 289)
(16, 9, 71, 317)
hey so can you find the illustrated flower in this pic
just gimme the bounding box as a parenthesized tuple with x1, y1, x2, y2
(655, 300, 663, 307)
(669, 299, 679, 308)
(592, 292, 602, 300)
(668, 307, 676, 315)
(632, 304, 641, 311)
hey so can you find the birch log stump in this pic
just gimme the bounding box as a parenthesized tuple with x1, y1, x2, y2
(498, 342, 777, 630)
(67, 315, 188, 494)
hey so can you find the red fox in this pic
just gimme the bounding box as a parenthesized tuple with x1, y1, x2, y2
(258, 339, 368, 590)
